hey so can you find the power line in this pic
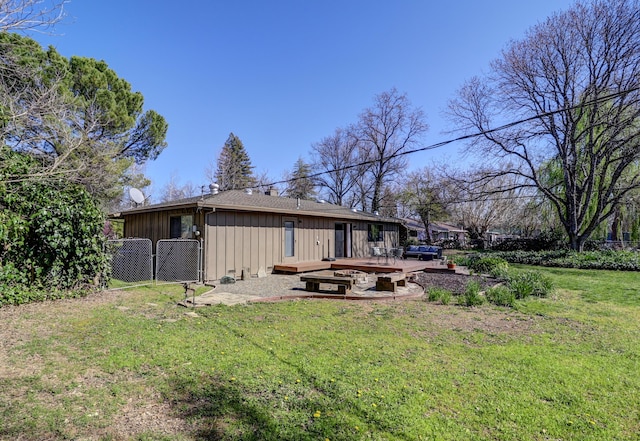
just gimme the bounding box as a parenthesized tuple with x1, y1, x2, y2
(255, 87, 640, 190)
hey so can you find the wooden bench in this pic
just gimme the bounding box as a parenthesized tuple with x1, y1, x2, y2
(376, 273, 407, 292)
(300, 273, 354, 294)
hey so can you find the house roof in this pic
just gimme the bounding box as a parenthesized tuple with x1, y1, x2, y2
(112, 190, 401, 224)
(401, 218, 426, 231)
(429, 221, 467, 233)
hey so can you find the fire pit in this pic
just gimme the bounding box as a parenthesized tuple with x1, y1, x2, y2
(333, 269, 368, 284)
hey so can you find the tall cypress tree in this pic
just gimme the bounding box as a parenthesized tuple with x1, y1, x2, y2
(215, 133, 256, 191)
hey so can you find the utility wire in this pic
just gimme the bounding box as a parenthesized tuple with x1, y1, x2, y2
(256, 87, 640, 190)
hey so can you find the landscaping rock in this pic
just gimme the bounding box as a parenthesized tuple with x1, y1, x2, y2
(220, 275, 236, 284)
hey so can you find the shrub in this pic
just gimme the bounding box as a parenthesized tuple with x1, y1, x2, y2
(426, 287, 453, 304)
(465, 255, 510, 276)
(1, 148, 109, 306)
(489, 262, 510, 280)
(486, 285, 516, 307)
(486, 249, 640, 271)
(491, 230, 566, 251)
(462, 281, 485, 306)
(506, 271, 554, 299)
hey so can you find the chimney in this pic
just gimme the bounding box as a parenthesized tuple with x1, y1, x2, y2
(265, 187, 279, 196)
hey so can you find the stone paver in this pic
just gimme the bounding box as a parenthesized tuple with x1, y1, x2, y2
(184, 272, 424, 306)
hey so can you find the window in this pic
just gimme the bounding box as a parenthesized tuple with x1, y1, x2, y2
(169, 215, 193, 239)
(367, 223, 384, 242)
(284, 220, 295, 257)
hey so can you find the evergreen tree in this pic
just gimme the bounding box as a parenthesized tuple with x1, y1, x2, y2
(214, 133, 256, 191)
(285, 158, 316, 200)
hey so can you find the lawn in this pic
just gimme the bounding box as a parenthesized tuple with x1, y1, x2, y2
(1, 266, 639, 440)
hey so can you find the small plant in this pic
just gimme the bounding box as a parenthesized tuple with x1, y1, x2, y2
(462, 281, 485, 306)
(426, 287, 453, 304)
(489, 262, 510, 280)
(486, 285, 516, 307)
(507, 270, 555, 299)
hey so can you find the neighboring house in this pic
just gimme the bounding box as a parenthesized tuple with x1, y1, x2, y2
(401, 219, 469, 246)
(429, 222, 467, 245)
(401, 218, 426, 242)
(111, 189, 402, 283)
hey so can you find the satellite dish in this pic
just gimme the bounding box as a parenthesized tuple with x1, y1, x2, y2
(129, 187, 145, 205)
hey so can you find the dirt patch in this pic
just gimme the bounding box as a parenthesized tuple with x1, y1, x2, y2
(413, 271, 497, 295)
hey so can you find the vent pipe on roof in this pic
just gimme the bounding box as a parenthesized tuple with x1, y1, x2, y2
(245, 188, 253, 195)
(297, 198, 300, 209)
(209, 183, 219, 195)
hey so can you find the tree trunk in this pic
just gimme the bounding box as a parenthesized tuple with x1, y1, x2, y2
(419, 210, 432, 245)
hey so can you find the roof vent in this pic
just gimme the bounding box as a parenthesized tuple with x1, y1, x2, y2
(351, 208, 358, 212)
(209, 183, 219, 195)
(374, 210, 379, 216)
(245, 188, 253, 195)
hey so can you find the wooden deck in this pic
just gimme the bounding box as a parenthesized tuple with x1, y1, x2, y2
(274, 257, 454, 274)
(273, 260, 333, 274)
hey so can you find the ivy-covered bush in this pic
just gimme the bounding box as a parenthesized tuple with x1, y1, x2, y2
(461, 254, 510, 278)
(486, 249, 640, 271)
(1, 149, 109, 306)
(491, 230, 567, 252)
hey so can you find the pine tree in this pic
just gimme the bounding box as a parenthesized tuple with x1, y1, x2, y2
(215, 133, 256, 191)
(285, 158, 316, 200)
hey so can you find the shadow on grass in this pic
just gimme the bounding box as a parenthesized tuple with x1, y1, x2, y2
(168, 367, 417, 440)
(170, 374, 303, 440)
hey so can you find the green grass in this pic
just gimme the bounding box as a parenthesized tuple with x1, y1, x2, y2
(1, 268, 640, 440)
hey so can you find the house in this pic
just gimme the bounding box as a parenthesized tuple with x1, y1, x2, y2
(401, 218, 427, 242)
(429, 222, 468, 246)
(401, 219, 468, 246)
(111, 189, 403, 283)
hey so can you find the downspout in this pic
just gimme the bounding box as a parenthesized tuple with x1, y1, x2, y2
(200, 207, 215, 284)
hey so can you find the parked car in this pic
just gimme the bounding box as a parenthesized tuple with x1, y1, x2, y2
(404, 245, 442, 260)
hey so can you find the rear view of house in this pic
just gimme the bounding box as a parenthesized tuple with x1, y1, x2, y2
(111, 189, 403, 283)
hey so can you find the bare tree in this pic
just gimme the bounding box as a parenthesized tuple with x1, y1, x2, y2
(397, 167, 448, 244)
(447, 173, 523, 245)
(349, 150, 375, 211)
(0, 0, 66, 33)
(311, 126, 361, 205)
(448, 0, 640, 251)
(159, 173, 198, 203)
(355, 88, 428, 212)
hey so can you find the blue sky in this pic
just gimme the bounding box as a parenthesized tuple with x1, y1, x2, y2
(33, 0, 573, 200)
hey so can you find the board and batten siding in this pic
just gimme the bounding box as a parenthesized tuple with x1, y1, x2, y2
(205, 210, 282, 282)
(203, 210, 399, 282)
(122, 208, 205, 251)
